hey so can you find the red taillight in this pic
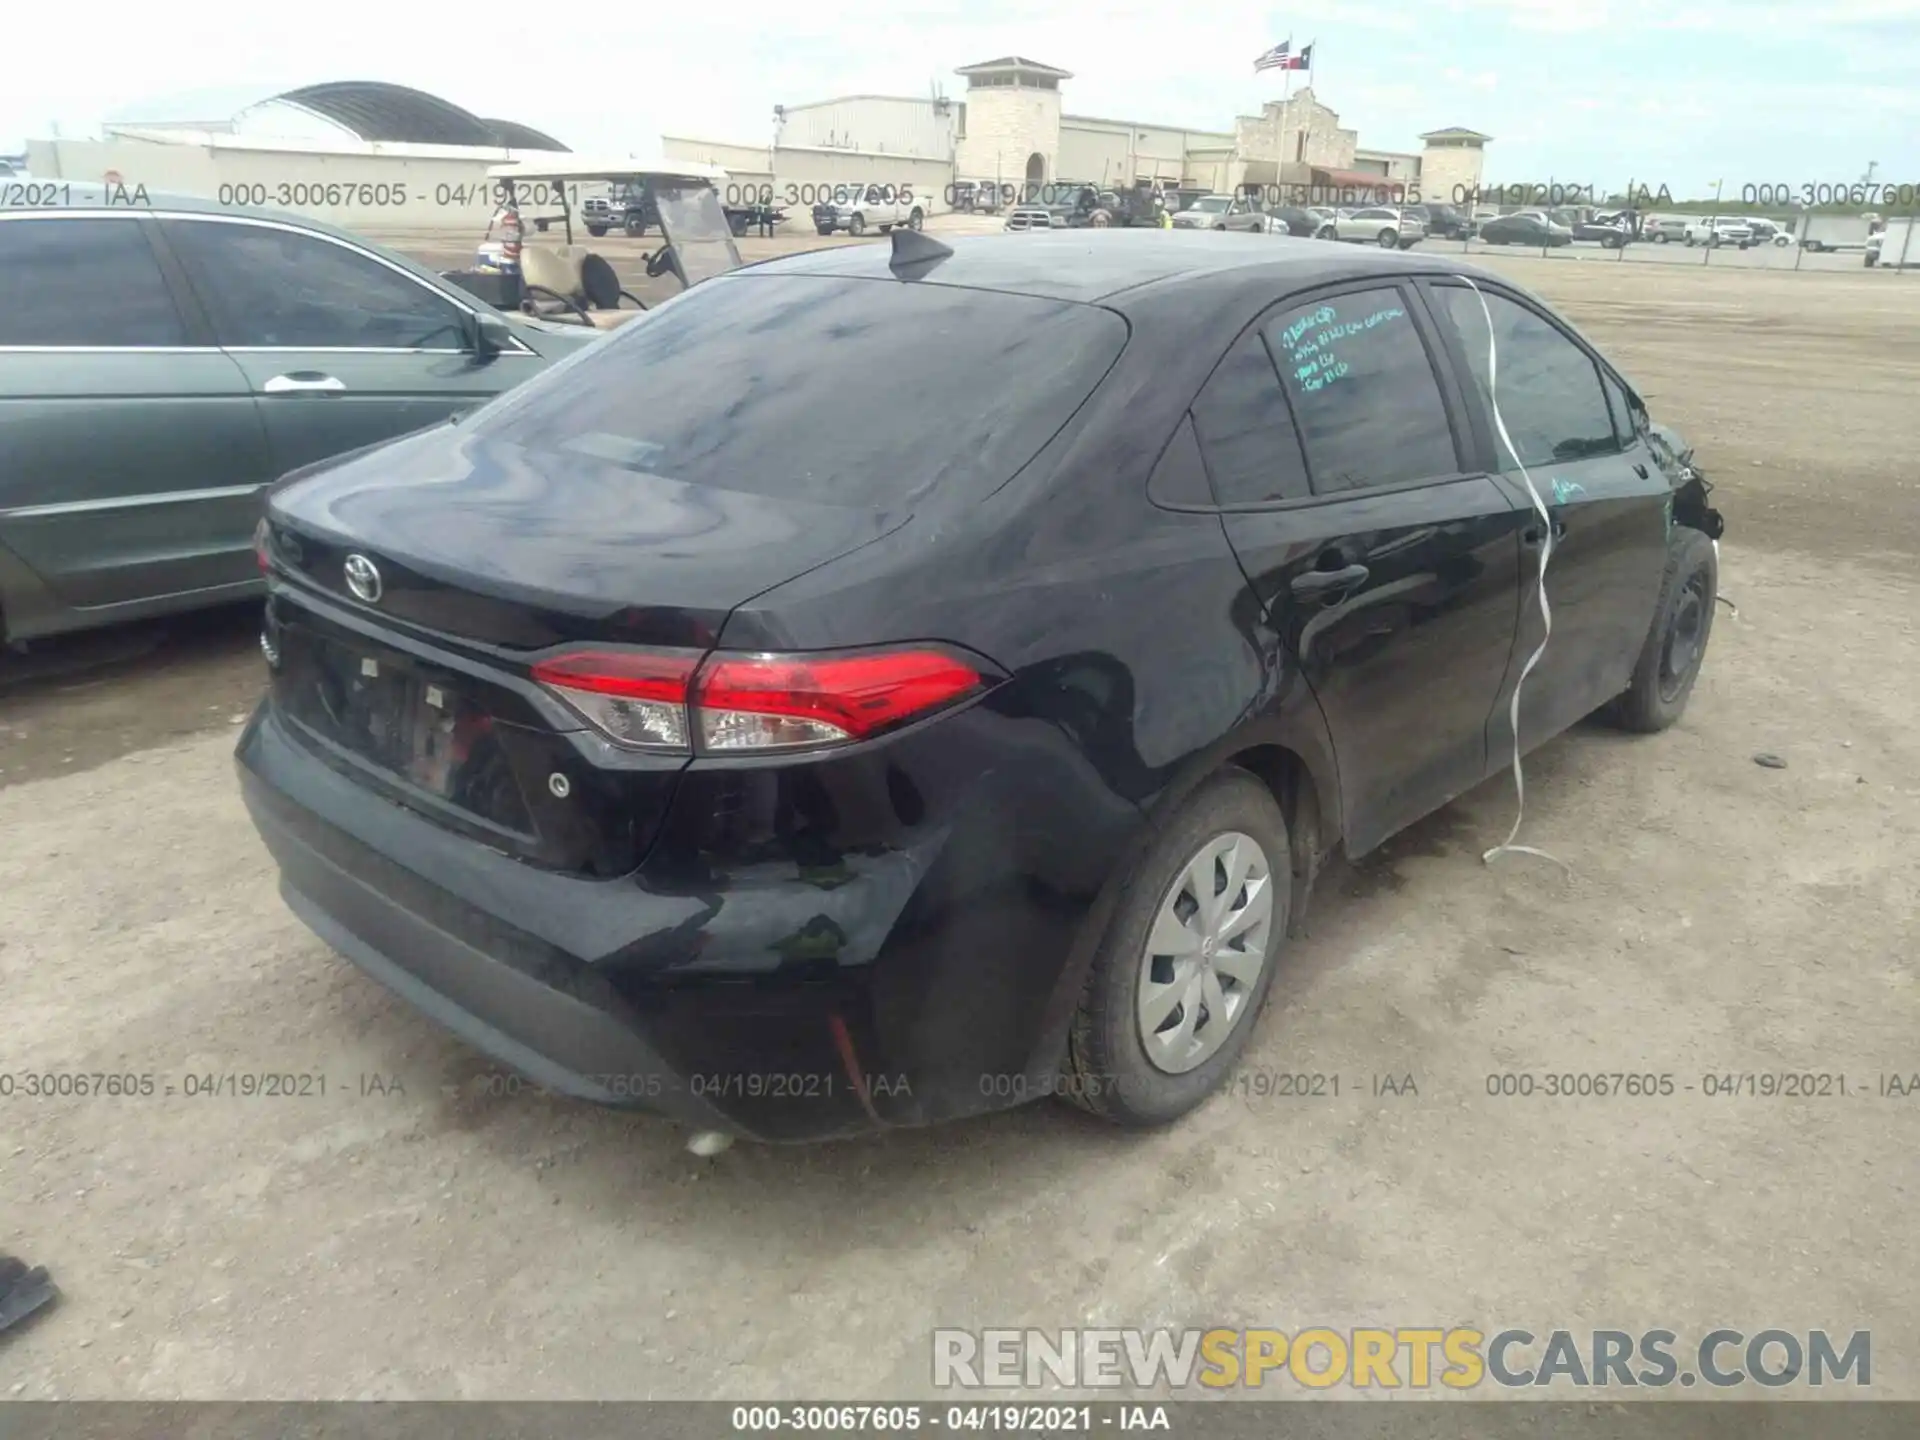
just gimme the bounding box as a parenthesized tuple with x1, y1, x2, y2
(254, 518, 271, 573)
(697, 650, 984, 752)
(529, 645, 989, 754)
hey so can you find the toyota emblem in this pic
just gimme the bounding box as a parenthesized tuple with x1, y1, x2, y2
(343, 554, 383, 604)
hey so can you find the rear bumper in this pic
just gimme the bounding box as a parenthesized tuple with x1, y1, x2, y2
(238, 686, 1142, 1142)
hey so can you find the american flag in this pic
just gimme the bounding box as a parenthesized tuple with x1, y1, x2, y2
(1254, 40, 1293, 71)
(1256, 40, 1313, 72)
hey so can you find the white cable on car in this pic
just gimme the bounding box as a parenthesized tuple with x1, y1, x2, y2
(1461, 276, 1570, 873)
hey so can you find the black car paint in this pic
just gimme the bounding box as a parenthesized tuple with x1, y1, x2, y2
(239, 233, 1696, 1141)
(1477, 214, 1573, 247)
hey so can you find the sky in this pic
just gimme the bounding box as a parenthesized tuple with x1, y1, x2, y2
(7, 0, 1918, 197)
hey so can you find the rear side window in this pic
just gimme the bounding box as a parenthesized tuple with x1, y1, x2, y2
(473, 275, 1127, 508)
(0, 218, 187, 347)
(1433, 284, 1619, 468)
(1262, 287, 1458, 494)
(1190, 331, 1309, 505)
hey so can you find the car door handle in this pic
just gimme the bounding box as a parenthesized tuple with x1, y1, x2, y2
(1522, 519, 1569, 546)
(1290, 563, 1370, 597)
(1633, 462, 1650, 478)
(263, 373, 346, 395)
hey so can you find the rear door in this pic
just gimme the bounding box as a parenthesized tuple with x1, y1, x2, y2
(1201, 281, 1527, 855)
(156, 214, 543, 477)
(0, 211, 274, 613)
(1421, 278, 1671, 758)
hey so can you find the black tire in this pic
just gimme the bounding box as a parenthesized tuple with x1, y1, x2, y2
(585, 224, 608, 238)
(1376, 228, 1398, 248)
(1063, 769, 1289, 1127)
(1603, 527, 1717, 733)
(907, 208, 924, 231)
(1655, 232, 1670, 244)
(816, 225, 835, 236)
(1314, 225, 1337, 241)
(848, 213, 866, 237)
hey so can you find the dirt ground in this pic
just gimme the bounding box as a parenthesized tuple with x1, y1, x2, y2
(2, 237, 1918, 1401)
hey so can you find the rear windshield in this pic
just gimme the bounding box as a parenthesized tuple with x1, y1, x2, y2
(473, 274, 1127, 508)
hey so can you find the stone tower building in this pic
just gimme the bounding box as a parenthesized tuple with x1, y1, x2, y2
(952, 56, 1073, 191)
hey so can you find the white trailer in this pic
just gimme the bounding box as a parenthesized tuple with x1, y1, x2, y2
(1867, 218, 1920, 269)
(1797, 214, 1881, 252)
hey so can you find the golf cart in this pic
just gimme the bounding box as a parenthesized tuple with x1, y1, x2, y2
(439, 159, 745, 331)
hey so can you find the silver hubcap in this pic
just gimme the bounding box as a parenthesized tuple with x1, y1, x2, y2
(1136, 831, 1275, 1074)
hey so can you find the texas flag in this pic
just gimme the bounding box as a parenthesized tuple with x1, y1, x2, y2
(1255, 40, 1313, 72)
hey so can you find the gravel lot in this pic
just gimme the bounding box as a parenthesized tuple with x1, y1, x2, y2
(2, 229, 1917, 1401)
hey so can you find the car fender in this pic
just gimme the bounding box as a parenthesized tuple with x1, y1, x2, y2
(1018, 670, 1344, 1083)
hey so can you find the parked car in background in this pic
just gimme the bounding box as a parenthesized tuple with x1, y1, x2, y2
(1742, 217, 1794, 247)
(1003, 207, 1057, 232)
(582, 182, 658, 238)
(1476, 211, 1574, 247)
(812, 184, 926, 237)
(1641, 215, 1687, 244)
(950, 179, 1002, 214)
(0, 188, 595, 646)
(1269, 205, 1325, 237)
(239, 230, 1723, 1147)
(1219, 197, 1290, 234)
(1169, 195, 1241, 229)
(1315, 206, 1427, 249)
(1404, 203, 1474, 239)
(1571, 213, 1633, 248)
(1684, 217, 1753, 248)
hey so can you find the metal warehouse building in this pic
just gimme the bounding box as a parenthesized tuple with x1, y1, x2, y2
(25, 82, 572, 231)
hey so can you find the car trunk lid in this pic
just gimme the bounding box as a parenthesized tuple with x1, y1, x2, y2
(262, 424, 903, 875)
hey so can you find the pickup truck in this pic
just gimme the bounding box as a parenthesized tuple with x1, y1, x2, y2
(1169, 194, 1280, 231)
(811, 184, 926, 236)
(1003, 207, 1057, 232)
(1684, 217, 1753, 248)
(582, 185, 658, 237)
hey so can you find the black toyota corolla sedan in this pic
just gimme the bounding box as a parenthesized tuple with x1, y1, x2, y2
(238, 230, 1724, 1144)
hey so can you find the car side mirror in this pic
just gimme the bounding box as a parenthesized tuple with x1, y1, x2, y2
(472, 310, 516, 358)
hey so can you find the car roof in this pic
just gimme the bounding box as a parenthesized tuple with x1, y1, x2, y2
(737, 230, 1503, 306)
